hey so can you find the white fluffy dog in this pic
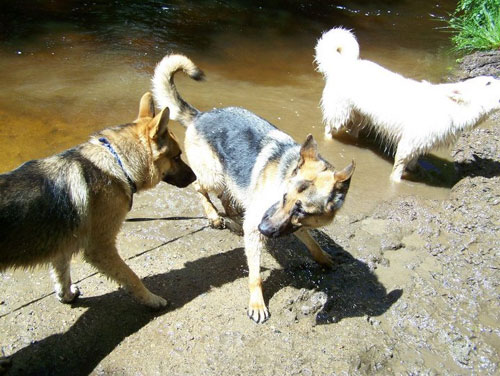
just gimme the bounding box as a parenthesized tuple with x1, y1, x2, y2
(315, 27, 500, 182)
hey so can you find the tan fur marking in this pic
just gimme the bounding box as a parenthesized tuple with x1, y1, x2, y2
(254, 160, 280, 192)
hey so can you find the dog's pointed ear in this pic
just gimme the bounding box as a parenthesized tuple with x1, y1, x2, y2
(149, 107, 170, 139)
(138, 92, 156, 119)
(334, 160, 355, 182)
(448, 89, 466, 104)
(300, 134, 319, 161)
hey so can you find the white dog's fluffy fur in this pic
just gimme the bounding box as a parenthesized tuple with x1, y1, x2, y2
(315, 27, 500, 182)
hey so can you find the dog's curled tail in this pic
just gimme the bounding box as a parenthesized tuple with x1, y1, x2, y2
(314, 27, 359, 75)
(152, 54, 205, 126)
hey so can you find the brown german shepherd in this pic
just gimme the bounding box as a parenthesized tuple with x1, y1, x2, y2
(0, 93, 195, 308)
(152, 54, 355, 323)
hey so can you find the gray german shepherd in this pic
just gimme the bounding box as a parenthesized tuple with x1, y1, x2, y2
(0, 92, 195, 308)
(152, 54, 355, 323)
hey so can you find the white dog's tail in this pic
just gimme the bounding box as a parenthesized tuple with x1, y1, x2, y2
(314, 27, 360, 75)
(152, 54, 205, 126)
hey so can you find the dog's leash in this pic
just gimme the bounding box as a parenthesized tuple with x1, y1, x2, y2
(98, 137, 137, 210)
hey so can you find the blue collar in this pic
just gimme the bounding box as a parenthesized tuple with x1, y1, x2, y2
(99, 137, 137, 203)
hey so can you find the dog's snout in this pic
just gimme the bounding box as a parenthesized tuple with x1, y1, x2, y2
(258, 221, 279, 238)
(258, 201, 301, 238)
(258, 202, 280, 237)
(163, 162, 196, 188)
(176, 169, 196, 188)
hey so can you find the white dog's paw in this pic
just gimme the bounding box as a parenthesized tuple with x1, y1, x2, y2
(390, 172, 403, 183)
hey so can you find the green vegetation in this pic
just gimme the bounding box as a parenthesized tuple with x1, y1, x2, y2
(448, 0, 500, 52)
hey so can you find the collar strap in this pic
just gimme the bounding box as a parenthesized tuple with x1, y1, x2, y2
(99, 137, 138, 197)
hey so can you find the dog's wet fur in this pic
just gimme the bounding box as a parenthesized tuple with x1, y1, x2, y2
(0, 92, 195, 308)
(152, 54, 354, 323)
(315, 27, 500, 182)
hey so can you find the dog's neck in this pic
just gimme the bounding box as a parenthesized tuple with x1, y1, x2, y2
(98, 137, 137, 210)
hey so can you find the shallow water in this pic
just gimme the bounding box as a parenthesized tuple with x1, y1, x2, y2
(0, 0, 463, 214)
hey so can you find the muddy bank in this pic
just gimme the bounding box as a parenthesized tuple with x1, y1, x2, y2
(1, 60, 500, 375)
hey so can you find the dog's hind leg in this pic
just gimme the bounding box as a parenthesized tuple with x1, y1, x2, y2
(324, 124, 334, 139)
(243, 225, 269, 323)
(194, 181, 225, 229)
(294, 228, 333, 267)
(51, 251, 80, 303)
(84, 243, 167, 309)
(218, 191, 244, 235)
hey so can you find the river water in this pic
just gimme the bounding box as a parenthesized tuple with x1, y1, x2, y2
(0, 0, 464, 214)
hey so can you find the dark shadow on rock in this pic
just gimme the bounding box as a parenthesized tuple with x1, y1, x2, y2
(126, 216, 206, 222)
(7, 226, 401, 374)
(7, 245, 247, 376)
(454, 155, 500, 180)
(332, 131, 458, 188)
(264, 229, 402, 325)
(403, 155, 458, 188)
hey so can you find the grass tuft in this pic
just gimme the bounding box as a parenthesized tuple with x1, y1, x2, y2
(448, 0, 500, 52)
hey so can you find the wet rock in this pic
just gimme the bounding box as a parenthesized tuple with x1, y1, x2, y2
(455, 50, 500, 80)
(283, 289, 329, 323)
(453, 128, 500, 179)
(380, 234, 403, 251)
(440, 331, 476, 367)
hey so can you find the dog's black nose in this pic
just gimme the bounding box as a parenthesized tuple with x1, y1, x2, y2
(163, 162, 196, 188)
(258, 221, 279, 238)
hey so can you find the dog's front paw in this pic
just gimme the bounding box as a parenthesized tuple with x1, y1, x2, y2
(57, 284, 80, 303)
(142, 293, 168, 310)
(247, 300, 269, 323)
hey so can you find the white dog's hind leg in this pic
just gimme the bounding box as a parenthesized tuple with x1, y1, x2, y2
(324, 122, 347, 139)
(347, 125, 360, 138)
(324, 123, 334, 139)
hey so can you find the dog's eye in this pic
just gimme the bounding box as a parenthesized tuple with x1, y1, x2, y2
(486, 81, 492, 86)
(297, 181, 311, 193)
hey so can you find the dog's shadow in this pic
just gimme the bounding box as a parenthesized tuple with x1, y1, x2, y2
(332, 131, 461, 187)
(6, 235, 247, 376)
(454, 154, 500, 179)
(6, 226, 400, 375)
(265, 229, 402, 324)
